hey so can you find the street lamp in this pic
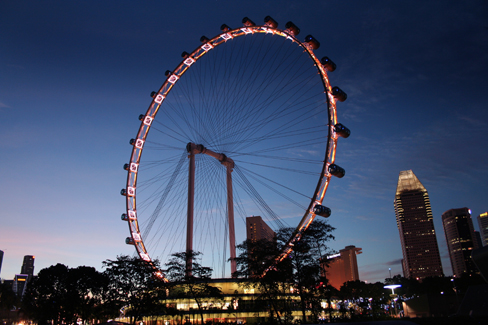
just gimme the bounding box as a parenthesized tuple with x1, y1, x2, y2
(384, 284, 402, 317)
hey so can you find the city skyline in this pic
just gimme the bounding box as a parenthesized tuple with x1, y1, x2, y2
(1, 1, 487, 283)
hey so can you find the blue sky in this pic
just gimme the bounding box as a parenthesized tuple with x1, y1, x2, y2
(1, 0, 487, 283)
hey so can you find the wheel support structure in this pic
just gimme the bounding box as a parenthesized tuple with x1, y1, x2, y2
(186, 143, 237, 276)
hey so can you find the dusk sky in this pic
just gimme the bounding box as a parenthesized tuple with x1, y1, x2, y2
(1, 1, 487, 284)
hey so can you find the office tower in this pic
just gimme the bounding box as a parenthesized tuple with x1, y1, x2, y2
(0, 250, 3, 276)
(246, 216, 275, 243)
(478, 212, 488, 246)
(394, 170, 443, 280)
(21, 255, 35, 279)
(474, 231, 483, 249)
(442, 208, 479, 277)
(13, 274, 29, 296)
(322, 245, 362, 290)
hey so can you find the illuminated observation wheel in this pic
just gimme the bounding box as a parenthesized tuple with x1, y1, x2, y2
(121, 16, 350, 279)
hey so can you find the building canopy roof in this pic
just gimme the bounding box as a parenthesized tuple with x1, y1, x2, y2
(396, 170, 427, 195)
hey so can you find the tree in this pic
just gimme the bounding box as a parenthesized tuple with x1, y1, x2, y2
(22, 264, 110, 325)
(164, 251, 222, 325)
(315, 279, 339, 321)
(231, 219, 335, 324)
(22, 263, 71, 325)
(0, 281, 18, 310)
(276, 219, 336, 323)
(103, 255, 167, 325)
(66, 266, 110, 324)
(232, 238, 288, 324)
(0, 282, 20, 324)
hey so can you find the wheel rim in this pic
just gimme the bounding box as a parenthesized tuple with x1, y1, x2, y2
(123, 22, 341, 278)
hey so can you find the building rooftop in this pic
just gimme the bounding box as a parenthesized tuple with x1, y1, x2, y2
(396, 170, 427, 195)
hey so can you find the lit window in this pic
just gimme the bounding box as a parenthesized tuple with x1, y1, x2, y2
(201, 43, 213, 52)
(168, 75, 179, 84)
(222, 33, 233, 41)
(143, 116, 153, 126)
(184, 57, 195, 66)
(128, 210, 137, 220)
(155, 94, 165, 104)
(135, 139, 144, 149)
(130, 163, 139, 172)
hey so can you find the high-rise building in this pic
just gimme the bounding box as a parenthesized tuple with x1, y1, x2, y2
(442, 208, 479, 277)
(13, 274, 29, 296)
(0, 250, 3, 277)
(478, 212, 488, 246)
(21, 255, 35, 280)
(394, 170, 443, 280)
(323, 245, 362, 290)
(246, 216, 275, 243)
(474, 231, 483, 249)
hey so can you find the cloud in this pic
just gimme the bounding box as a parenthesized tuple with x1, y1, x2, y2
(385, 258, 402, 266)
(356, 215, 374, 221)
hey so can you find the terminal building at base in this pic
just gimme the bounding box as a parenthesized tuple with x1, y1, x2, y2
(115, 278, 355, 325)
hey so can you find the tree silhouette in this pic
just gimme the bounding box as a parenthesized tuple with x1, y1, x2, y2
(164, 250, 222, 325)
(22, 263, 108, 325)
(103, 255, 167, 325)
(0, 281, 19, 324)
(276, 219, 335, 323)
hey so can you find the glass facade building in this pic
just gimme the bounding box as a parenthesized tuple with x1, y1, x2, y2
(478, 212, 488, 247)
(394, 170, 443, 280)
(442, 207, 479, 277)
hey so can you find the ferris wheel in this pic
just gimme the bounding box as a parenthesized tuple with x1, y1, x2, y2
(121, 16, 350, 279)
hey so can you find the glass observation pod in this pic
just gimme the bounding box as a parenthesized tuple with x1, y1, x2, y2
(304, 35, 320, 50)
(334, 123, 351, 138)
(321, 56, 337, 72)
(332, 86, 347, 102)
(328, 164, 346, 178)
(313, 205, 331, 218)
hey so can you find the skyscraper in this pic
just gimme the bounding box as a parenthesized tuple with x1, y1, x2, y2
(21, 255, 35, 280)
(478, 212, 488, 246)
(394, 170, 443, 280)
(0, 250, 3, 277)
(13, 274, 29, 296)
(474, 231, 483, 249)
(246, 216, 275, 243)
(322, 245, 362, 290)
(442, 208, 479, 277)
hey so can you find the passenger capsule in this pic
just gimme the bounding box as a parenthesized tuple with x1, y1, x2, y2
(242, 17, 256, 27)
(221, 24, 231, 32)
(123, 163, 130, 171)
(334, 123, 351, 138)
(121, 213, 128, 221)
(264, 16, 278, 28)
(313, 205, 331, 218)
(150, 91, 157, 98)
(125, 237, 134, 245)
(129, 138, 136, 145)
(304, 35, 320, 50)
(328, 164, 346, 178)
(181, 51, 190, 58)
(321, 56, 336, 72)
(120, 189, 127, 196)
(285, 21, 300, 36)
(200, 35, 210, 43)
(332, 86, 347, 102)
